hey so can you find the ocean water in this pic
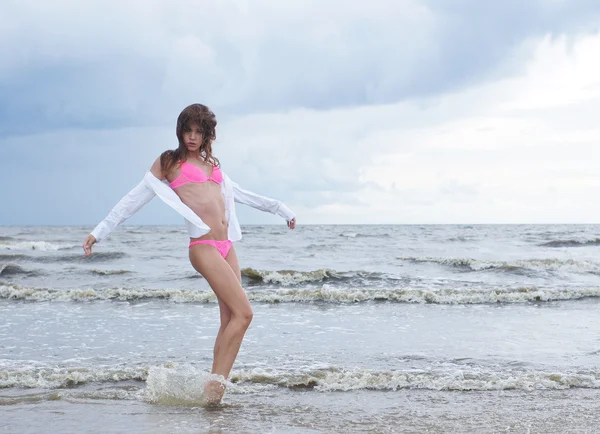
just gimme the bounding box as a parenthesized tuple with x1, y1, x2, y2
(1, 224, 600, 433)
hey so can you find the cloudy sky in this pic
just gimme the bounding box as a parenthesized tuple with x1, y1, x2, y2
(1, 0, 600, 226)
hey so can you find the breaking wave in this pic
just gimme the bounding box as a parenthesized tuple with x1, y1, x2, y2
(0, 365, 147, 389)
(0, 241, 75, 251)
(31, 252, 127, 264)
(339, 232, 391, 238)
(90, 269, 132, 276)
(540, 238, 600, 248)
(230, 366, 600, 392)
(3, 363, 600, 393)
(241, 267, 387, 286)
(2, 283, 600, 304)
(399, 256, 600, 274)
(0, 263, 39, 277)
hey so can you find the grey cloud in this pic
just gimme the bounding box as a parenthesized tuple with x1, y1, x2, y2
(2, 0, 599, 137)
(0, 126, 175, 225)
(0, 59, 167, 137)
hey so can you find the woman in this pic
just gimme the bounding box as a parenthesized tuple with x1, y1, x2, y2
(82, 103, 297, 405)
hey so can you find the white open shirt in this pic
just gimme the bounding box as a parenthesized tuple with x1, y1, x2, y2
(90, 171, 296, 243)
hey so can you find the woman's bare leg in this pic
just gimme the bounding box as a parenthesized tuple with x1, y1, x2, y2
(211, 247, 242, 372)
(224, 245, 242, 283)
(189, 244, 252, 403)
(212, 300, 231, 372)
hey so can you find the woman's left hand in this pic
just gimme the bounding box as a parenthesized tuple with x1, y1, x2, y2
(287, 218, 296, 230)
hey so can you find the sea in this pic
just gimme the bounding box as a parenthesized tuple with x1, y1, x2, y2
(1, 224, 600, 433)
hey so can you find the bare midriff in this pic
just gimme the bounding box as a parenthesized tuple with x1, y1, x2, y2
(171, 182, 228, 241)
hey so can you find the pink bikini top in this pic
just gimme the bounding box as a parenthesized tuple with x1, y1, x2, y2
(169, 161, 223, 189)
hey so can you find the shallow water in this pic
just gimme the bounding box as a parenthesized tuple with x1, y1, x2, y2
(2, 224, 600, 432)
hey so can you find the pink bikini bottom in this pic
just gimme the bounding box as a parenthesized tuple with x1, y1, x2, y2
(189, 239, 232, 259)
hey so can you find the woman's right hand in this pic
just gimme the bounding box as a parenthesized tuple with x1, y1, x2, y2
(83, 234, 97, 256)
(287, 218, 296, 230)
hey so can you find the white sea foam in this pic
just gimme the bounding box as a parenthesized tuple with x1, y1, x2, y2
(90, 269, 132, 276)
(243, 268, 337, 285)
(399, 256, 600, 274)
(2, 283, 600, 304)
(3, 363, 599, 392)
(0, 284, 216, 302)
(0, 241, 75, 251)
(0, 365, 147, 389)
(230, 366, 600, 391)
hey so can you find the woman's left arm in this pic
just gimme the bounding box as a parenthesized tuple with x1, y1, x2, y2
(231, 179, 296, 228)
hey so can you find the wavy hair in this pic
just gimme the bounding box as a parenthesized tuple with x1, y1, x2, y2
(160, 103, 219, 175)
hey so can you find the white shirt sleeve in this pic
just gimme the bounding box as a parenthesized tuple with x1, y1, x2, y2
(230, 179, 296, 222)
(90, 178, 156, 242)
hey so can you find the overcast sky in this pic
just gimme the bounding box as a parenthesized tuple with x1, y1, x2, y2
(1, 0, 600, 226)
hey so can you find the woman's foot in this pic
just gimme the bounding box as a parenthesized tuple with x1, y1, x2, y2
(203, 379, 226, 406)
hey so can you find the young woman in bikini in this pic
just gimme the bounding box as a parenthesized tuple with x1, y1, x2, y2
(82, 103, 297, 404)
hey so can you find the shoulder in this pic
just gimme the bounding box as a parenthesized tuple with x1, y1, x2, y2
(160, 149, 177, 164)
(151, 151, 178, 180)
(150, 156, 164, 180)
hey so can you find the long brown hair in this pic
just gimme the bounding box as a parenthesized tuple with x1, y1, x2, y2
(160, 103, 220, 175)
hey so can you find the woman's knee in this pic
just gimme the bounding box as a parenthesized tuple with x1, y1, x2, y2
(233, 306, 253, 329)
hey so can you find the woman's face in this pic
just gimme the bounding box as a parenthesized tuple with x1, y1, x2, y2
(182, 122, 202, 153)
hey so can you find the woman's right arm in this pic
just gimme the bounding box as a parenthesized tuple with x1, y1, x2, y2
(83, 158, 164, 255)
